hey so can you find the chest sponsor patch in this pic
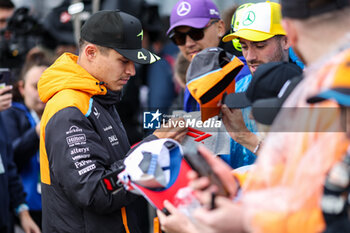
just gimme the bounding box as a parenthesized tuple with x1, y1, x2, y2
(93, 107, 100, 119)
(108, 134, 119, 146)
(103, 125, 113, 131)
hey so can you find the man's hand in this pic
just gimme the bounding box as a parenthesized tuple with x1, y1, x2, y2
(153, 117, 188, 143)
(157, 200, 199, 233)
(19, 210, 41, 233)
(0, 85, 12, 112)
(188, 145, 238, 199)
(186, 145, 248, 233)
(193, 196, 248, 233)
(221, 104, 259, 152)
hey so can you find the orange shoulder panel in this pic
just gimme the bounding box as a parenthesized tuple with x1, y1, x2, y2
(40, 90, 92, 185)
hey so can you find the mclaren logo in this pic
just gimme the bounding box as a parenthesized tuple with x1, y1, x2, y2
(93, 107, 100, 119)
(137, 30, 144, 40)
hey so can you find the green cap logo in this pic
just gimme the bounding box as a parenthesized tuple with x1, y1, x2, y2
(242, 11, 255, 26)
(137, 30, 143, 40)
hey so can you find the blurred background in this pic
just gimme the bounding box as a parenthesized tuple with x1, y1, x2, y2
(12, 0, 279, 18)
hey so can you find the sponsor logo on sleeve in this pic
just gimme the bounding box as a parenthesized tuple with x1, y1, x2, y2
(74, 160, 93, 169)
(72, 154, 90, 161)
(66, 125, 83, 135)
(66, 134, 86, 147)
(70, 147, 90, 155)
(78, 164, 96, 175)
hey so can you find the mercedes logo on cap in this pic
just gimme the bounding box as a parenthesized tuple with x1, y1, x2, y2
(177, 2, 191, 16)
(242, 11, 256, 26)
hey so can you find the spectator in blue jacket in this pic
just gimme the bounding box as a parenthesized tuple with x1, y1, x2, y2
(220, 2, 291, 168)
(0, 85, 40, 233)
(167, 0, 227, 112)
(1, 50, 51, 229)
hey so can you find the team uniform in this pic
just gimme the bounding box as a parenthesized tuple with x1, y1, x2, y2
(38, 53, 156, 233)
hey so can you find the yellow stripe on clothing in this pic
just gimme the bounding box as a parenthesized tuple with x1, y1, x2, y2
(121, 207, 131, 233)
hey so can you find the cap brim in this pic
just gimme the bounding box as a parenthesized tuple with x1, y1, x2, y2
(201, 103, 221, 122)
(187, 56, 243, 120)
(114, 47, 161, 64)
(199, 77, 238, 121)
(223, 92, 251, 109)
(252, 77, 303, 125)
(222, 33, 235, 42)
(199, 87, 236, 121)
(252, 98, 281, 125)
(223, 29, 275, 42)
(167, 18, 210, 35)
(131, 159, 192, 210)
(307, 89, 350, 106)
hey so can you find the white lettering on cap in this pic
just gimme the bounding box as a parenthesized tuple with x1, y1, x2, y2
(278, 80, 291, 98)
(138, 52, 147, 61)
(209, 9, 219, 16)
(177, 2, 191, 16)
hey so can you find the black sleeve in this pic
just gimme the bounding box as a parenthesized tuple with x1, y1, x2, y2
(1, 109, 39, 171)
(45, 107, 138, 214)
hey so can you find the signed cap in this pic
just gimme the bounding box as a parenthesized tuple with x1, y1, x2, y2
(118, 139, 193, 210)
(223, 62, 302, 109)
(186, 47, 243, 121)
(252, 76, 302, 125)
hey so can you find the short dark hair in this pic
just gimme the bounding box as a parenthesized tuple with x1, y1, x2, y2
(274, 35, 287, 41)
(0, 0, 15, 9)
(78, 38, 111, 56)
(78, 38, 87, 51)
